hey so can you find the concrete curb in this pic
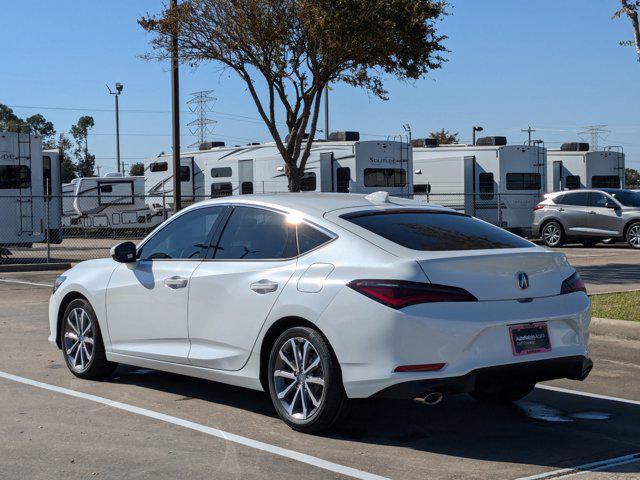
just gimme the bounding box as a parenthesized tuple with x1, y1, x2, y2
(0, 262, 71, 273)
(591, 317, 640, 341)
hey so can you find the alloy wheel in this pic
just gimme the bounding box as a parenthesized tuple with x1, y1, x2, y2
(63, 307, 95, 372)
(273, 337, 325, 420)
(629, 225, 640, 248)
(543, 224, 561, 246)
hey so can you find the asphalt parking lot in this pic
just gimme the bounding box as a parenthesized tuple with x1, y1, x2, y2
(0, 271, 639, 479)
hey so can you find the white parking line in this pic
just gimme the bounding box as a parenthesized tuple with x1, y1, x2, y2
(515, 452, 640, 479)
(0, 278, 53, 288)
(537, 384, 640, 407)
(0, 370, 389, 480)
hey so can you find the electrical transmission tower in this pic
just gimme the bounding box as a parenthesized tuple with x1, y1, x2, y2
(187, 90, 217, 148)
(578, 125, 610, 151)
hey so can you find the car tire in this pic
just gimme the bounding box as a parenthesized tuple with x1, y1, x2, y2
(60, 298, 117, 380)
(541, 221, 565, 248)
(469, 382, 536, 403)
(626, 222, 640, 249)
(267, 326, 349, 433)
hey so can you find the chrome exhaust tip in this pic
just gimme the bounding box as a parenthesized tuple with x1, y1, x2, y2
(418, 392, 444, 406)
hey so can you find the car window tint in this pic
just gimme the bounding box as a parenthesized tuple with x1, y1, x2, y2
(297, 222, 333, 254)
(139, 206, 225, 260)
(559, 192, 589, 206)
(342, 210, 533, 251)
(590, 192, 610, 207)
(214, 206, 297, 260)
(608, 190, 640, 207)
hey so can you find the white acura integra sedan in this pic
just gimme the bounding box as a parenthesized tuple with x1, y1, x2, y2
(49, 192, 592, 432)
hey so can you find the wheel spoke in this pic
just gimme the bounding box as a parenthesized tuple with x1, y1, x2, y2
(277, 380, 297, 400)
(83, 337, 94, 345)
(303, 357, 320, 374)
(306, 376, 324, 386)
(301, 341, 310, 371)
(274, 369, 295, 380)
(64, 331, 78, 341)
(74, 309, 83, 333)
(67, 317, 79, 335)
(278, 349, 296, 372)
(300, 385, 308, 418)
(287, 387, 301, 415)
(73, 343, 81, 367)
(305, 384, 320, 407)
(66, 340, 79, 355)
(82, 343, 91, 363)
(288, 338, 300, 371)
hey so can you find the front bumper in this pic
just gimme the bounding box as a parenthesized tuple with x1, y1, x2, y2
(372, 355, 593, 399)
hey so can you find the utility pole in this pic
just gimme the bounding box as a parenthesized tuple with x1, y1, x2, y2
(403, 123, 412, 143)
(96, 165, 101, 177)
(521, 125, 536, 146)
(107, 83, 124, 172)
(324, 84, 329, 140)
(472, 126, 483, 146)
(171, 0, 182, 212)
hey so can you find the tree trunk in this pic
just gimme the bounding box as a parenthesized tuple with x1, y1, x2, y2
(286, 163, 302, 192)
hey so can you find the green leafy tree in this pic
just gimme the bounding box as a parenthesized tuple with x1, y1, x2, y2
(613, 0, 640, 62)
(129, 162, 145, 176)
(58, 133, 77, 183)
(139, 0, 448, 191)
(429, 128, 459, 145)
(70, 116, 96, 177)
(626, 167, 640, 188)
(0, 104, 23, 132)
(25, 114, 56, 146)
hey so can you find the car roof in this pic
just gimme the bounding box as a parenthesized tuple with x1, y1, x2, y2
(188, 192, 454, 218)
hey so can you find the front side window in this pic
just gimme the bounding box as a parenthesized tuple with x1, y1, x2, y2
(565, 175, 581, 190)
(213, 206, 297, 260)
(364, 168, 407, 187)
(608, 189, 640, 207)
(590, 192, 611, 208)
(180, 166, 191, 182)
(479, 173, 494, 199)
(150, 162, 168, 172)
(211, 182, 233, 198)
(559, 192, 590, 206)
(138, 206, 225, 260)
(0, 165, 31, 189)
(342, 210, 534, 251)
(301, 172, 316, 191)
(592, 176, 620, 189)
(506, 173, 541, 191)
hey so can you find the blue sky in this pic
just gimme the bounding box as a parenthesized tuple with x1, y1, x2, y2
(1, 0, 639, 174)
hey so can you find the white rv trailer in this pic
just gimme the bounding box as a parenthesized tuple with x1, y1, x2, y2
(546, 143, 625, 192)
(70, 173, 162, 232)
(411, 136, 546, 235)
(61, 181, 78, 228)
(0, 132, 62, 247)
(143, 132, 412, 211)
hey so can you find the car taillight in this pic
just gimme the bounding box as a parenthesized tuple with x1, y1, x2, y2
(347, 280, 478, 309)
(533, 204, 544, 211)
(561, 272, 587, 295)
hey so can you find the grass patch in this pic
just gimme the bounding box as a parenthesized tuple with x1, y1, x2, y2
(589, 291, 640, 322)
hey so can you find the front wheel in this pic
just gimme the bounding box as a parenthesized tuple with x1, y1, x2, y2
(469, 382, 536, 403)
(626, 222, 640, 249)
(267, 326, 348, 433)
(541, 221, 564, 248)
(61, 298, 117, 379)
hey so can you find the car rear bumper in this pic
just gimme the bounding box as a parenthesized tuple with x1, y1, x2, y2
(371, 355, 593, 399)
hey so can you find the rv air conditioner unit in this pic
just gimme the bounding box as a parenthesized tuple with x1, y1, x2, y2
(285, 133, 310, 142)
(411, 138, 438, 148)
(476, 136, 508, 146)
(199, 141, 226, 150)
(328, 131, 360, 142)
(560, 142, 589, 152)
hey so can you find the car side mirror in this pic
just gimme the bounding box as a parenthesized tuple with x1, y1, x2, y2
(110, 241, 137, 263)
(605, 201, 618, 209)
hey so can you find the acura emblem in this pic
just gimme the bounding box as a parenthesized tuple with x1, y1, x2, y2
(517, 272, 529, 290)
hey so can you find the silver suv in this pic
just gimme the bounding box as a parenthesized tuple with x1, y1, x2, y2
(532, 189, 640, 249)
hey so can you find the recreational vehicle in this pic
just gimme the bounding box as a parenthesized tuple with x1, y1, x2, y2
(143, 132, 412, 211)
(0, 132, 62, 248)
(411, 136, 546, 235)
(61, 181, 78, 229)
(70, 174, 162, 232)
(546, 143, 625, 192)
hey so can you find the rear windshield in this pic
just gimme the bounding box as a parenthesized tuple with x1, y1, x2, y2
(342, 210, 534, 251)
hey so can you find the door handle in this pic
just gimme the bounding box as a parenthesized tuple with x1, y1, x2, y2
(250, 279, 279, 294)
(588, 211, 597, 215)
(164, 276, 188, 289)
(557, 207, 564, 212)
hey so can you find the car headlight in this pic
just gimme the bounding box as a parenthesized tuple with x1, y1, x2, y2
(53, 276, 67, 294)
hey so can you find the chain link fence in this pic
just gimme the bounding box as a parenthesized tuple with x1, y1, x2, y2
(0, 192, 542, 265)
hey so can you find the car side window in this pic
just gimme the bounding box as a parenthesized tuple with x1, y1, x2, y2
(297, 222, 333, 254)
(559, 192, 589, 206)
(590, 192, 610, 208)
(213, 206, 297, 260)
(138, 206, 225, 260)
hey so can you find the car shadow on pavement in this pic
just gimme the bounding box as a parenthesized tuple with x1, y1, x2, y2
(109, 366, 640, 474)
(575, 263, 640, 286)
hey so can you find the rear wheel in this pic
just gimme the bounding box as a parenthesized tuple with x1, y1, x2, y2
(61, 298, 117, 379)
(541, 221, 564, 248)
(626, 222, 640, 249)
(267, 326, 348, 433)
(470, 382, 536, 403)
